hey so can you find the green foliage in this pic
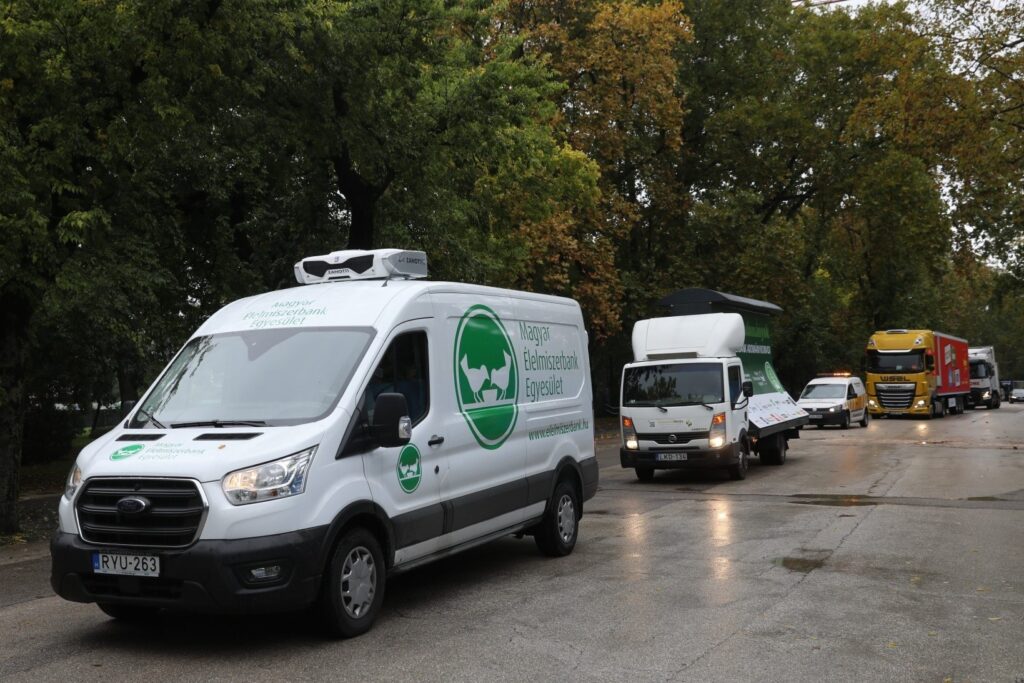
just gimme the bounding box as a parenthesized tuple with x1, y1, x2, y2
(2, 0, 1024, 525)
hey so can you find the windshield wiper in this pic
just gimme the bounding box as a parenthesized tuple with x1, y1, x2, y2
(659, 400, 716, 411)
(135, 407, 166, 429)
(170, 419, 268, 428)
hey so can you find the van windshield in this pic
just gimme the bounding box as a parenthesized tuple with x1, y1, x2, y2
(129, 327, 374, 428)
(622, 363, 724, 407)
(800, 384, 846, 399)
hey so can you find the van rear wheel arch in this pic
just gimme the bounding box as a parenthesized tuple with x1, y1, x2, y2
(553, 456, 584, 514)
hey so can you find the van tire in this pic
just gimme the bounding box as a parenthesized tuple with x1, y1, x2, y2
(635, 468, 655, 482)
(97, 603, 160, 622)
(840, 411, 850, 429)
(320, 526, 386, 638)
(859, 410, 869, 427)
(535, 479, 580, 557)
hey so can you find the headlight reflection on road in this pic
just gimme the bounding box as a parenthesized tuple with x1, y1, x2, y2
(710, 501, 733, 580)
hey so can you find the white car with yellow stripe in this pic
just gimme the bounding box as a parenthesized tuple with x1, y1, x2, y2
(797, 375, 868, 429)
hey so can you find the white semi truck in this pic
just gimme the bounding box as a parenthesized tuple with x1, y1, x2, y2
(967, 346, 1001, 409)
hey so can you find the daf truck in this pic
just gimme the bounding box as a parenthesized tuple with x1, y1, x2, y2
(967, 346, 1001, 409)
(865, 329, 970, 418)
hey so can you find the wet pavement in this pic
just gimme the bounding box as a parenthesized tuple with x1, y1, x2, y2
(2, 406, 1023, 681)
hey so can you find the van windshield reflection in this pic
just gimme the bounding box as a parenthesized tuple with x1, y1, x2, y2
(130, 327, 373, 428)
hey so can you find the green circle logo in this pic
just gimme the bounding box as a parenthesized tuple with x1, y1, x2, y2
(397, 444, 422, 493)
(110, 444, 145, 461)
(454, 305, 519, 450)
(764, 362, 784, 393)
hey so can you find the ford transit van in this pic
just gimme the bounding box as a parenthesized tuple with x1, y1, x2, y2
(51, 249, 598, 637)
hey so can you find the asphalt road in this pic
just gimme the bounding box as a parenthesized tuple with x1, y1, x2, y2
(2, 406, 1023, 681)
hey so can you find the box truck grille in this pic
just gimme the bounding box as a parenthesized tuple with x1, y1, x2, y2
(876, 384, 916, 409)
(76, 478, 206, 548)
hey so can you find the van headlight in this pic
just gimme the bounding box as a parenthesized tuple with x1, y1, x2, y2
(709, 412, 726, 449)
(222, 446, 316, 505)
(828, 406, 836, 413)
(64, 464, 82, 500)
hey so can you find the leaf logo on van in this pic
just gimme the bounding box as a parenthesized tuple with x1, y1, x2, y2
(397, 444, 422, 493)
(110, 444, 145, 461)
(454, 305, 519, 450)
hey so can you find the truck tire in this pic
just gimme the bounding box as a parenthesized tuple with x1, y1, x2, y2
(320, 526, 386, 638)
(760, 434, 787, 466)
(535, 479, 580, 557)
(635, 467, 655, 482)
(727, 442, 749, 480)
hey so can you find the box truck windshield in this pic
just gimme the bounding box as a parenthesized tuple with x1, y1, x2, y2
(622, 362, 724, 407)
(129, 327, 374, 428)
(867, 351, 924, 373)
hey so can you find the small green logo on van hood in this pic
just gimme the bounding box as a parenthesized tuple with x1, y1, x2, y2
(397, 444, 422, 493)
(110, 444, 145, 461)
(454, 305, 519, 449)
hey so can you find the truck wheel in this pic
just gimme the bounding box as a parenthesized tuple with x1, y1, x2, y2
(97, 603, 160, 622)
(762, 435, 787, 466)
(635, 468, 655, 482)
(727, 443, 748, 480)
(840, 411, 850, 430)
(535, 479, 580, 557)
(320, 526, 386, 638)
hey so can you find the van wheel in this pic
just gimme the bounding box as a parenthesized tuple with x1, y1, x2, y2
(320, 527, 386, 638)
(635, 467, 655, 482)
(97, 603, 160, 622)
(859, 410, 869, 427)
(840, 411, 850, 429)
(535, 479, 580, 557)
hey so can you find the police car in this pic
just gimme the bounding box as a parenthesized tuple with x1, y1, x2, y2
(797, 374, 868, 429)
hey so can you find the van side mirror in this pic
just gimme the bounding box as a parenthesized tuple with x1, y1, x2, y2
(371, 393, 412, 448)
(742, 381, 754, 398)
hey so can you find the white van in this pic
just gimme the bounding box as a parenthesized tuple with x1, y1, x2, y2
(797, 374, 868, 428)
(51, 249, 597, 637)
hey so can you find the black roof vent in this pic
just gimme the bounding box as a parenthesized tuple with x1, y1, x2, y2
(116, 433, 165, 442)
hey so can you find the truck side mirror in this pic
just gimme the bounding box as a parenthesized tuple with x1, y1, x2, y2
(926, 355, 935, 371)
(371, 393, 412, 448)
(742, 381, 754, 398)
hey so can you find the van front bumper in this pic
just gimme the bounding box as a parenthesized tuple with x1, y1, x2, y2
(620, 445, 738, 470)
(51, 527, 327, 614)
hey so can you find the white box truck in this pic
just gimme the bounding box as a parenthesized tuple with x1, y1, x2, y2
(967, 346, 1001, 409)
(619, 313, 757, 480)
(51, 248, 598, 637)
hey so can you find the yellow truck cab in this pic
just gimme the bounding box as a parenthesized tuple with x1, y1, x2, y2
(865, 329, 970, 418)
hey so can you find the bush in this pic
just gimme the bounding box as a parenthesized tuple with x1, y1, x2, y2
(22, 404, 81, 466)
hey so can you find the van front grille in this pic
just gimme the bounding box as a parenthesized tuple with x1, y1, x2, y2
(76, 478, 206, 548)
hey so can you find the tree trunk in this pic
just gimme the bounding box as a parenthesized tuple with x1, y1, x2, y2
(332, 147, 393, 251)
(0, 302, 29, 533)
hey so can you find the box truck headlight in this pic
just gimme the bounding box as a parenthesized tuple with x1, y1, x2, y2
(622, 417, 639, 450)
(223, 446, 316, 505)
(64, 464, 82, 501)
(709, 413, 726, 449)
(983, 390, 991, 399)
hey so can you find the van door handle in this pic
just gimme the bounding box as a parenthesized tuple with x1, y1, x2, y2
(428, 435, 445, 446)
